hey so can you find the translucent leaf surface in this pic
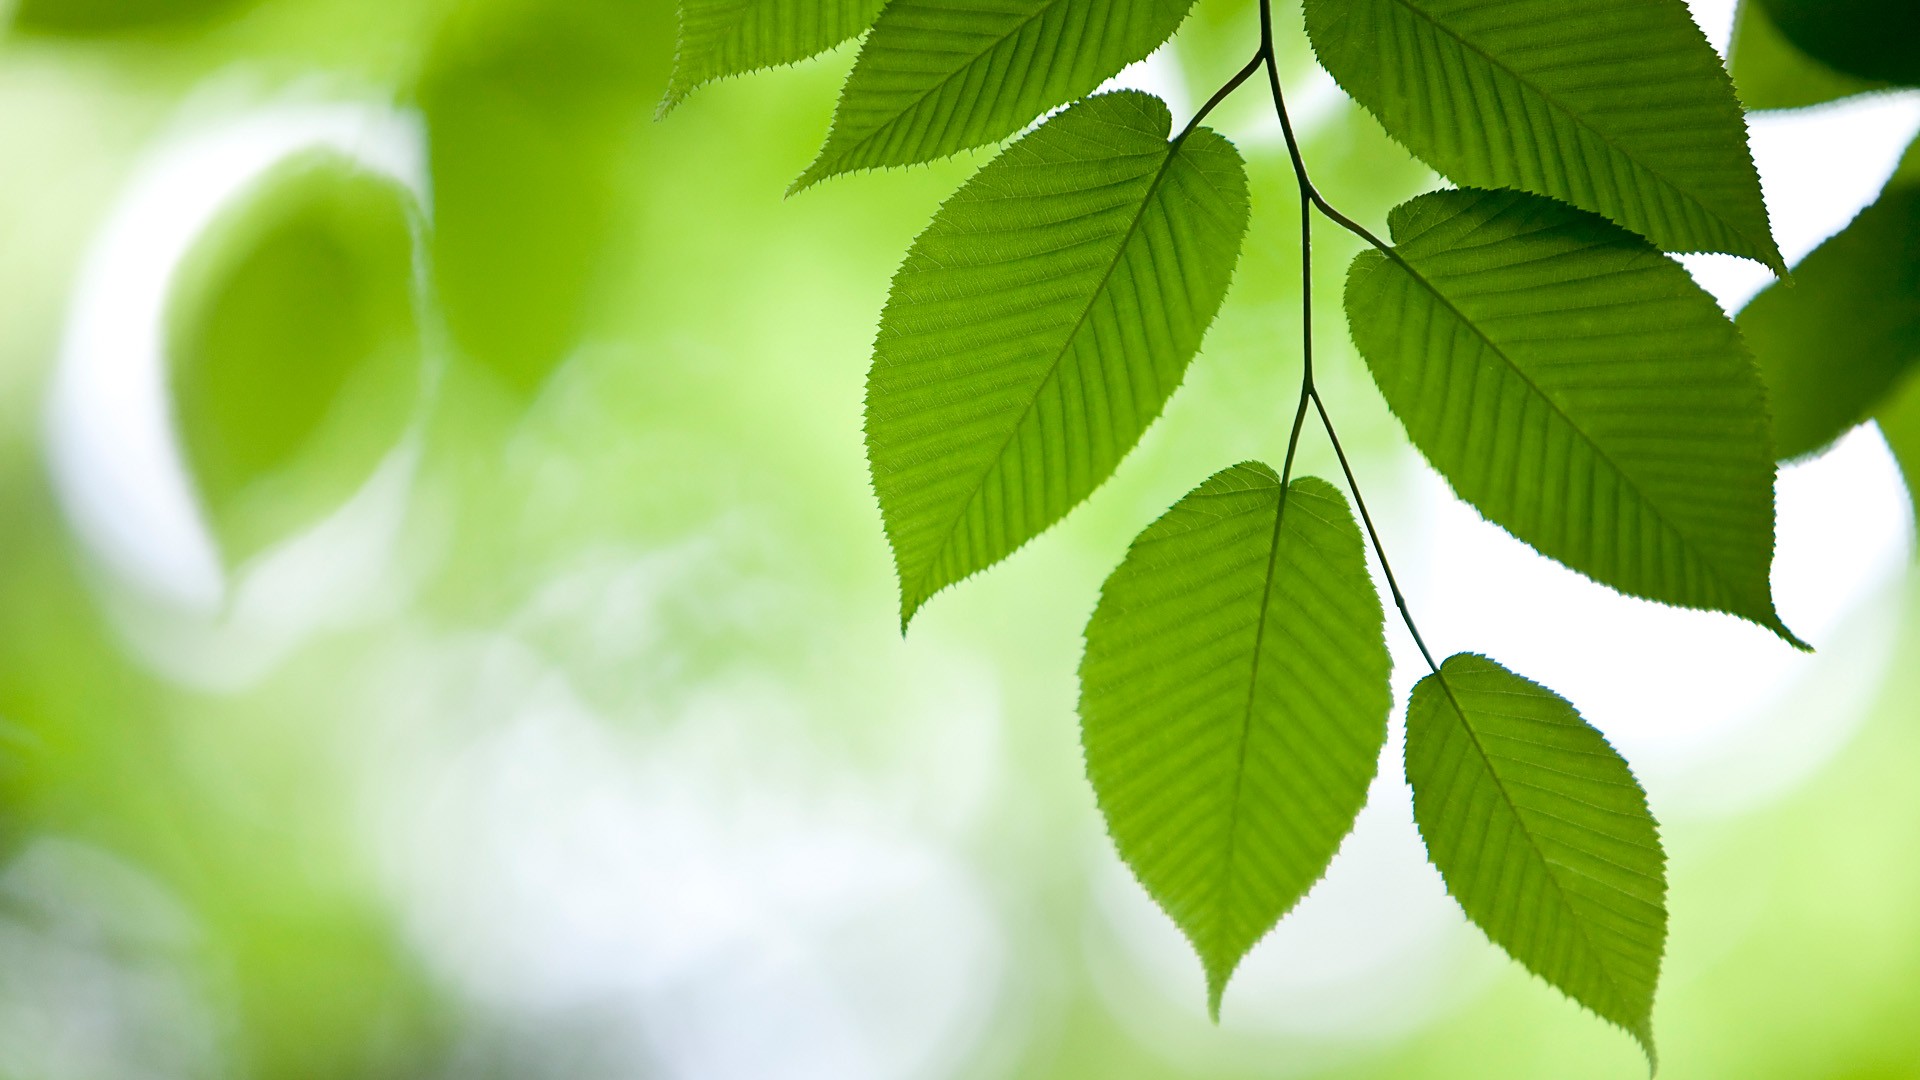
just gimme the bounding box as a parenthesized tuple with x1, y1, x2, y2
(1742, 180, 1920, 460)
(167, 153, 421, 567)
(1081, 466, 1391, 1017)
(867, 91, 1249, 625)
(1757, 0, 1920, 86)
(1729, 0, 1889, 111)
(795, 0, 1195, 191)
(1407, 654, 1666, 1066)
(660, 0, 886, 116)
(1303, 0, 1782, 269)
(1344, 188, 1800, 645)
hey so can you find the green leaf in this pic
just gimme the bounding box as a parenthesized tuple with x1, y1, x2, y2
(168, 152, 422, 567)
(794, 0, 1196, 191)
(1729, 0, 1889, 111)
(1302, 0, 1783, 270)
(1875, 372, 1920, 523)
(659, 0, 886, 117)
(1757, 0, 1920, 87)
(867, 90, 1250, 625)
(1344, 188, 1801, 646)
(420, 1, 660, 399)
(1742, 179, 1920, 460)
(1407, 654, 1666, 1065)
(1081, 466, 1392, 1017)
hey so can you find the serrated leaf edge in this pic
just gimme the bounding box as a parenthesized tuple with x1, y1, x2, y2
(1410, 654, 1663, 1070)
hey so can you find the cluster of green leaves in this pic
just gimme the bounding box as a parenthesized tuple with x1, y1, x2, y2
(660, 0, 1868, 1067)
(1729, 1, 1920, 514)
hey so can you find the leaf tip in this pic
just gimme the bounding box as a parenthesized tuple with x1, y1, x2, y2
(1204, 966, 1229, 1023)
(788, 152, 839, 197)
(1761, 611, 1813, 652)
(1201, 947, 1252, 1024)
(1633, 1021, 1659, 1076)
(653, 88, 683, 122)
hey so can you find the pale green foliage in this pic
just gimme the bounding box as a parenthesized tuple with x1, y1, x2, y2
(1743, 181, 1920, 459)
(659, 0, 886, 117)
(421, 3, 654, 398)
(1080, 467, 1391, 1017)
(794, 0, 1194, 191)
(168, 152, 421, 567)
(1406, 654, 1667, 1066)
(866, 91, 1250, 625)
(11, 0, 250, 33)
(1303, 0, 1782, 270)
(1344, 188, 1800, 645)
(1729, 0, 1888, 111)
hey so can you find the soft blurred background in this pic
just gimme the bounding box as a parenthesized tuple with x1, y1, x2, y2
(0, 0, 1915, 1077)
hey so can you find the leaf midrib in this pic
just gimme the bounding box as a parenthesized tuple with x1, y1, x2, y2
(1431, 669, 1643, 1028)
(816, 0, 1074, 176)
(903, 134, 1193, 611)
(1355, 244, 1754, 614)
(1376, 0, 1768, 260)
(1208, 473, 1295, 987)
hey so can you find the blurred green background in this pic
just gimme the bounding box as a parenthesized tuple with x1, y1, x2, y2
(0, 0, 1915, 1077)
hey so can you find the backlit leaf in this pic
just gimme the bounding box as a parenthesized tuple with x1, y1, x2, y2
(659, 0, 886, 117)
(1406, 654, 1666, 1066)
(1081, 466, 1392, 1017)
(1344, 188, 1800, 645)
(1303, 0, 1782, 270)
(794, 0, 1195, 191)
(1742, 176, 1920, 460)
(867, 90, 1250, 626)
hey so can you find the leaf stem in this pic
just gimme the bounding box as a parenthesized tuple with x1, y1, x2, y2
(1179, 49, 1269, 142)
(1253, 0, 1441, 675)
(1278, 184, 1312, 490)
(1255, 0, 1393, 257)
(1310, 391, 1440, 674)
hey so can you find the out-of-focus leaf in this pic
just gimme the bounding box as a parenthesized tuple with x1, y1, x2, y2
(168, 152, 421, 567)
(1081, 466, 1391, 1017)
(1757, 0, 1920, 87)
(1742, 179, 1920, 460)
(660, 0, 886, 117)
(1876, 372, 1920, 522)
(866, 91, 1249, 626)
(1406, 654, 1666, 1066)
(10, 0, 254, 35)
(1303, 0, 1782, 270)
(794, 0, 1195, 191)
(1729, 0, 1889, 111)
(1344, 188, 1800, 645)
(419, 1, 664, 399)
